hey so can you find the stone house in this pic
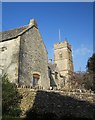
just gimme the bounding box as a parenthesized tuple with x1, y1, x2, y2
(0, 19, 50, 89)
(0, 19, 74, 90)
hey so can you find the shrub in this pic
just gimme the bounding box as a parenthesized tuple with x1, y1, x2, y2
(2, 74, 21, 117)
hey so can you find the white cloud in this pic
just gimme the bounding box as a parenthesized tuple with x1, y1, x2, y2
(73, 44, 93, 57)
(72, 44, 93, 71)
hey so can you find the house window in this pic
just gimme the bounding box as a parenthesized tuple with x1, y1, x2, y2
(1, 46, 7, 52)
(33, 73, 40, 87)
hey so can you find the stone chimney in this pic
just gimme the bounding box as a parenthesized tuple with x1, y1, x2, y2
(29, 19, 38, 27)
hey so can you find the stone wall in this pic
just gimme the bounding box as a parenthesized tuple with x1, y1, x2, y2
(18, 88, 95, 119)
(19, 26, 50, 89)
(0, 36, 20, 84)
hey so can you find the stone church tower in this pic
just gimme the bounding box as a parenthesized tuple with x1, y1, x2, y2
(54, 40, 74, 87)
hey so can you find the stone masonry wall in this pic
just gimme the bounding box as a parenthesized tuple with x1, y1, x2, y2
(18, 88, 95, 119)
(54, 41, 74, 89)
(54, 41, 73, 76)
(0, 36, 20, 84)
(19, 26, 50, 89)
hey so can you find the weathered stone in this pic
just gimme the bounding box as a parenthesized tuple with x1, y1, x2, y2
(0, 19, 50, 89)
(54, 40, 74, 88)
(18, 88, 95, 119)
(0, 36, 20, 84)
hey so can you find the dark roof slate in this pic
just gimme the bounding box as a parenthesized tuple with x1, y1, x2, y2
(0, 25, 28, 42)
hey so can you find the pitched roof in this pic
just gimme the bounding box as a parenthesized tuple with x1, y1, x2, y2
(0, 25, 29, 42)
(0, 19, 38, 42)
(0, 19, 48, 53)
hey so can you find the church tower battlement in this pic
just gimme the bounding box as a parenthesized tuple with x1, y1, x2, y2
(54, 40, 71, 50)
(54, 40, 74, 79)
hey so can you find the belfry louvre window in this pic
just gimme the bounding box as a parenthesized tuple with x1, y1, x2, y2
(59, 52, 62, 58)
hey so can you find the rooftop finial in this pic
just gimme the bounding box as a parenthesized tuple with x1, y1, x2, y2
(29, 19, 38, 27)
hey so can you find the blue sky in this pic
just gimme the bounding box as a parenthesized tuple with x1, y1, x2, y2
(2, 2, 93, 72)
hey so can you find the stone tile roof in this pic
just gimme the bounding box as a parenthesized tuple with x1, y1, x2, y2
(0, 25, 28, 42)
(0, 19, 39, 42)
(0, 19, 48, 54)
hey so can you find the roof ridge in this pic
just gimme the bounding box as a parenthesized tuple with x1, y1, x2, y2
(1, 24, 38, 42)
(0, 25, 28, 33)
(17, 24, 37, 36)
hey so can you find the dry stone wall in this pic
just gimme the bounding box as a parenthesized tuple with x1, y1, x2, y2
(18, 88, 95, 119)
